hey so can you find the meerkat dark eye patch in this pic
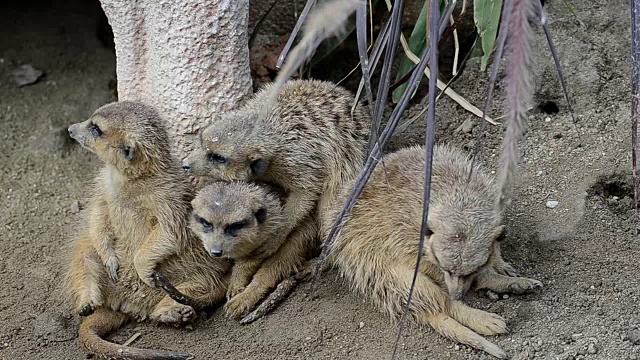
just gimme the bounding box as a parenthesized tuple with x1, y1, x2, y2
(254, 207, 267, 224)
(250, 158, 268, 177)
(89, 122, 103, 138)
(225, 219, 250, 236)
(207, 152, 227, 164)
(194, 214, 213, 231)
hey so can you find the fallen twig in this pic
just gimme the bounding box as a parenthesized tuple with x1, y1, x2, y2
(151, 271, 196, 308)
(240, 277, 299, 325)
(122, 332, 142, 347)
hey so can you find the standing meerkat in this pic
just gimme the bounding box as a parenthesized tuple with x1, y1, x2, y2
(323, 144, 542, 359)
(190, 181, 318, 319)
(66, 101, 230, 359)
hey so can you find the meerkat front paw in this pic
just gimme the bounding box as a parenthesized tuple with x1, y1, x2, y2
(104, 255, 120, 282)
(504, 276, 543, 294)
(224, 291, 260, 320)
(450, 302, 509, 336)
(476, 271, 543, 295)
(493, 260, 518, 277)
(463, 309, 509, 336)
(226, 283, 246, 300)
(151, 301, 196, 325)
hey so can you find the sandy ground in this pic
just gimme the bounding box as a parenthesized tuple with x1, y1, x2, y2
(1, 0, 639, 359)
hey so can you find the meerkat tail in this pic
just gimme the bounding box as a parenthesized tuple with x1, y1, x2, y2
(264, 0, 363, 112)
(79, 308, 192, 360)
(494, 0, 535, 214)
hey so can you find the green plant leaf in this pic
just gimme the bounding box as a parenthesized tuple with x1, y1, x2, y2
(392, 0, 446, 103)
(474, 0, 503, 71)
(391, 1, 428, 103)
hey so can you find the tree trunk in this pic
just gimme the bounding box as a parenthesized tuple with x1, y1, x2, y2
(99, 0, 253, 158)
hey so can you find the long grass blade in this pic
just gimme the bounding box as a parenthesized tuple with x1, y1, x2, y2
(534, 1, 582, 146)
(249, 0, 281, 50)
(371, 0, 406, 153)
(632, 0, 640, 234)
(494, 0, 534, 214)
(356, 1, 377, 152)
(353, 17, 392, 106)
(470, 0, 514, 172)
(276, 0, 316, 69)
(391, 0, 440, 357)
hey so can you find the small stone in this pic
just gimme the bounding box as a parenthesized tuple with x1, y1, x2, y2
(546, 200, 559, 209)
(359, 321, 365, 329)
(545, 116, 552, 123)
(454, 345, 461, 351)
(487, 290, 500, 300)
(587, 343, 597, 354)
(70, 200, 81, 214)
(571, 333, 583, 341)
(502, 294, 510, 300)
(12, 64, 44, 87)
(456, 118, 474, 134)
(536, 170, 543, 177)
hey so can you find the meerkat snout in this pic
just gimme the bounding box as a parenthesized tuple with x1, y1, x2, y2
(181, 158, 191, 173)
(67, 124, 76, 138)
(210, 248, 223, 257)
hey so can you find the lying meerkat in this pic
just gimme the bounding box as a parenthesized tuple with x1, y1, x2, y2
(323, 144, 542, 359)
(66, 101, 230, 359)
(190, 181, 318, 319)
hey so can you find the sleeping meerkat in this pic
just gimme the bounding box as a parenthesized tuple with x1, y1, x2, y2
(65, 101, 230, 359)
(323, 144, 542, 359)
(190, 181, 318, 319)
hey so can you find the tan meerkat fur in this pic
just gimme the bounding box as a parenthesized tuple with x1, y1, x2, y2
(65, 101, 230, 359)
(181, 78, 370, 318)
(190, 181, 318, 319)
(323, 144, 542, 359)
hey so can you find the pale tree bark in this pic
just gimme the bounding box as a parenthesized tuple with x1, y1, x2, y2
(99, 0, 253, 158)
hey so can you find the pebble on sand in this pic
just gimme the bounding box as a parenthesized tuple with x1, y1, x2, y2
(546, 200, 559, 209)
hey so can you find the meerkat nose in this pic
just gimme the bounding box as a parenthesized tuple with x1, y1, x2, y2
(67, 125, 75, 137)
(181, 159, 191, 172)
(210, 249, 223, 257)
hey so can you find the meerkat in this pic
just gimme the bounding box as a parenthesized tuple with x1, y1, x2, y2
(189, 181, 318, 319)
(322, 144, 542, 359)
(65, 101, 230, 359)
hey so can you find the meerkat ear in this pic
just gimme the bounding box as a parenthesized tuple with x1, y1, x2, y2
(493, 225, 506, 241)
(250, 158, 269, 177)
(254, 207, 267, 224)
(122, 141, 136, 161)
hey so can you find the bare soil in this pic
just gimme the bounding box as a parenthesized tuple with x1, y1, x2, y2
(0, 0, 638, 359)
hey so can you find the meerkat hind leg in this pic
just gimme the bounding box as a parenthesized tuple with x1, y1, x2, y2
(224, 225, 313, 320)
(67, 237, 107, 316)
